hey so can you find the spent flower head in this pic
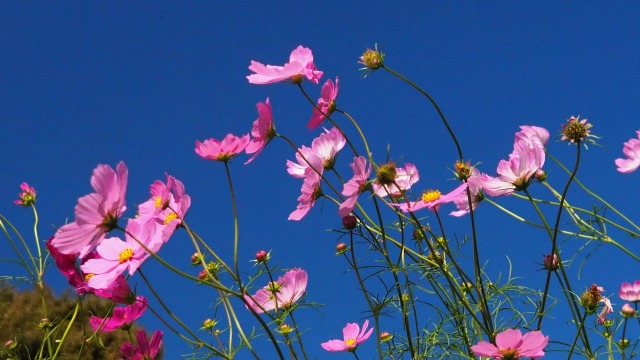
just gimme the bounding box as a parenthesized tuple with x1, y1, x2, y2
(359, 44, 384, 71)
(561, 116, 595, 144)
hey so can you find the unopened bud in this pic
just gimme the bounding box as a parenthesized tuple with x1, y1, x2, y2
(4, 340, 16, 350)
(278, 323, 293, 334)
(336, 242, 348, 255)
(534, 169, 547, 182)
(255, 250, 268, 263)
(379, 331, 393, 342)
(543, 253, 559, 271)
(342, 215, 357, 229)
(619, 338, 630, 348)
(191, 252, 204, 266)
(202, 318, 216, 329)
(621, 303, 636, 317)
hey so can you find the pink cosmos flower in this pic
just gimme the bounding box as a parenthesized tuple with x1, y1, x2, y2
(247, 45, 323, 85)
(81, 218, 162, 290)
(289, 155, 324, 221)
(245, 98, 276, 164)
(338, 156, 371, 217)
(244, 268, 307, 313)
(321, 319, 374, 352)
(450, 168, 483, 217)
(52, 162, 128, 257)
(308, 77, 339, 130)
(286, 128, 346, 179)
(615, 130, 640, 173)
(372, 163, 420, 198)
(195, 133, 250, 162)
(14, 182, 36, 206)
(619, 280, 640, 302)
(136, 173, 191, 243)
(120, 330, 163, 360)
(480, 140, 545, 197)
(90, 296, 147, 333)
(393, 183, 468, 213)
(515, 125, 550, 147)
(471, 328, 549, 359)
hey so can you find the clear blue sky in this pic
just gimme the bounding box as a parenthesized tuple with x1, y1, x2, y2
(2, 2, 639, 359)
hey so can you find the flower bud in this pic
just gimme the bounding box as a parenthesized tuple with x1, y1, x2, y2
(621, 303, 636, 317)
(191, 252, 204, 266)
(336, 242, 348, 255)
(379, 331, 393, 342)
(461, 282, 474, 293)
(359, 46, 384, 70)
(198, 269, 210, 281)
(278, 323, 293, 334)
(342, 215, 357, 229)
(255, 250, 268, 263)
(14, 182, 37, 207)
(4, 339, 16, 350)
(581, 284, 603, 313)
(619, 339, 630, 349)
(534, 169, 547, 182)
(543, 253, 559, 271)
(202, 318, 216, 329)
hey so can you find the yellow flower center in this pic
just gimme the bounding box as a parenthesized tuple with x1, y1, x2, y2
(421, 190, 441, 203)
(345, 338, 356, 350)
(84, 273, 94, 281)
(119, 248, 134, 263)
(499, 348, 518, 360)
(154, 196, 163, 209)
(164, 212, 178, 225)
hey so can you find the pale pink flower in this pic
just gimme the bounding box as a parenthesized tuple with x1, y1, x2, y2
(90, 296, 147, 333)
(308, 77, 339, 130)
(245, 98, 276, 164)
(372, 163, 420, 198)
(619, 280, 640, 302)
(615, 130, 640, 173)
(136, 174, 191, 243)
(394, 183, 468, 213)
(321, 319, 374, 352)
(247, 45, 323, 85)
(244, 269, 307, 313)
(52, 162, 128, 257)
(471, 328, 548, 359)
(338, 156, 371, 217)
(288, 155, 323, 221)
(120, 330, 163, 360)
(286, 127, 346, 177)
(450, 168, 484, 217)
(81, 219, 162, 290)
(480, 140, 545, 197)
(195, 133, 250, 162)
(515, 125, 550, 147)
(14, 182, 36, 206)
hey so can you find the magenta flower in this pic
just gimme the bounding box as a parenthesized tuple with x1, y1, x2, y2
(515, 125, 550, 147)
(619, 280, 640, 302)
(90, 296, 148, 333)
(289, 155, 323, 221)
(52, 162, 128, 257)
(450, 168, 484, 217)
(244, 268, 307, 313)
(471, 328, 549, 359)
(480, 140, 545, 197)
(372, 163, 420, 198)
(321, 319, 374, 352)
(195, 133, 250, 162)
(394, 183, 468, 213)
(308, 77, 339, 130)
(615, 130, 640, 173)
(136, 173, 191, 243)
(338, 156, 371, 217)
(120, 330, 163, 360)
(14, 182, 36, 206)
(245, 98, 276, 164)
(81, 218, 162, 290)
(247, 45, 323, 85)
